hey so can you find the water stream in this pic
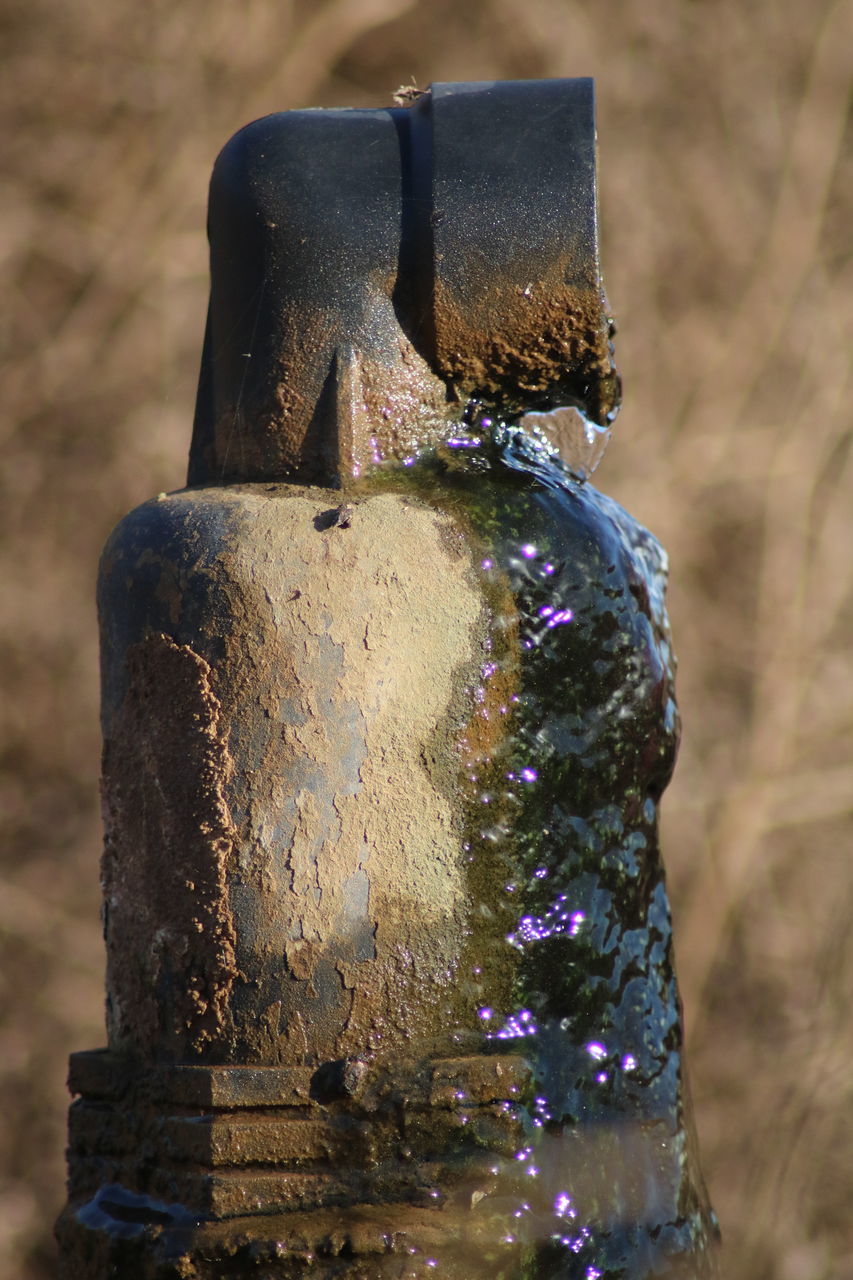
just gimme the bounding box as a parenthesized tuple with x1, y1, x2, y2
(358, 418, 719, 1278)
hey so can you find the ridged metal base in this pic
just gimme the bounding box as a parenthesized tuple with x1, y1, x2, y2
(58, 1048, 534, 1278)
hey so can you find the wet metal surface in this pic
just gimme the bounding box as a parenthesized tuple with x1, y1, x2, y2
(373, 424, 721, 1275)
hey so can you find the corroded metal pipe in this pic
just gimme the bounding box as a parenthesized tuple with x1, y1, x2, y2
(57, 80, 719, 1278)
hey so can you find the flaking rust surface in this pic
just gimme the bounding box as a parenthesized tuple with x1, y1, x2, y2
(353, 336, 459, 466)
(99, 487, 493, 1065)
(433, 268, 619, 423)
(214, 488, 487, 1064)
(101, 634, 239, 1059)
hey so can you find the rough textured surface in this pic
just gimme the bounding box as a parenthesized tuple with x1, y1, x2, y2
(58, 1048, 536, 1278)
(189, 85, 616, 488)
(433, 273, 619, 426)
(354, 340, 460, 469)
(207, 318, 459, 488)
(98, 488, 488, 1065)
(74, 79, 711, 1273)
(101, 633, 239, 1059)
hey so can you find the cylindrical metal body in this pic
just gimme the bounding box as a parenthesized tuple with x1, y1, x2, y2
(97, 485, 490, 1067)
(57, 81, 718, 1279)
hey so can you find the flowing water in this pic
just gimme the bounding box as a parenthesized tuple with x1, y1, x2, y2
(358, 418, 720, 1278)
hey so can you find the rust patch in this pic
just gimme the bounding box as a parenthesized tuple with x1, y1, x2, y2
(433, 269, 620, 424)
(101, 632, 238, 1062)
(209, 305, 459, 486)
(174, 487, 492, 1065)
(96, 486, 515, 1067)
(353, 335, 458, 467)
(204, 269, 618, 486)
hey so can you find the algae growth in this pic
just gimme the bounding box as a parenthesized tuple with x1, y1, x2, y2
(355, 418, 719, 1278)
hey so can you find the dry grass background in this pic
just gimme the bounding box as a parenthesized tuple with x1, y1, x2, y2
(1, 0, 851, 1276)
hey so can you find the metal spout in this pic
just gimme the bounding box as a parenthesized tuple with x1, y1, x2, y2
(188, 79, 618, 488)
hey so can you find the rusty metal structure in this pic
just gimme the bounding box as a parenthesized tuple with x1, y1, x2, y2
(57, 80, 719, 1278)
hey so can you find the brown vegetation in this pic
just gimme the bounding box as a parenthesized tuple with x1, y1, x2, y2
(1, 0, 850, 1276)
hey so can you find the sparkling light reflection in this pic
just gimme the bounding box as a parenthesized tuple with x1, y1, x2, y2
(491, 1010, 537, 1040)
(506, 900, 586, 950)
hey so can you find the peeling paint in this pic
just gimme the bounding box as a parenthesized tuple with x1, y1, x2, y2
(97, 487, 489, 1066)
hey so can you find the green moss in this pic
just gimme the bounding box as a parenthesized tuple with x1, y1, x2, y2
(350, 421, 718, 1276)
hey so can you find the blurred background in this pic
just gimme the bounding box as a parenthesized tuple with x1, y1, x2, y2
(1, 0, 851, 1275)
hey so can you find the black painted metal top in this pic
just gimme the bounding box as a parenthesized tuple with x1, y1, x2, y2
(188, 79, 619, 488)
